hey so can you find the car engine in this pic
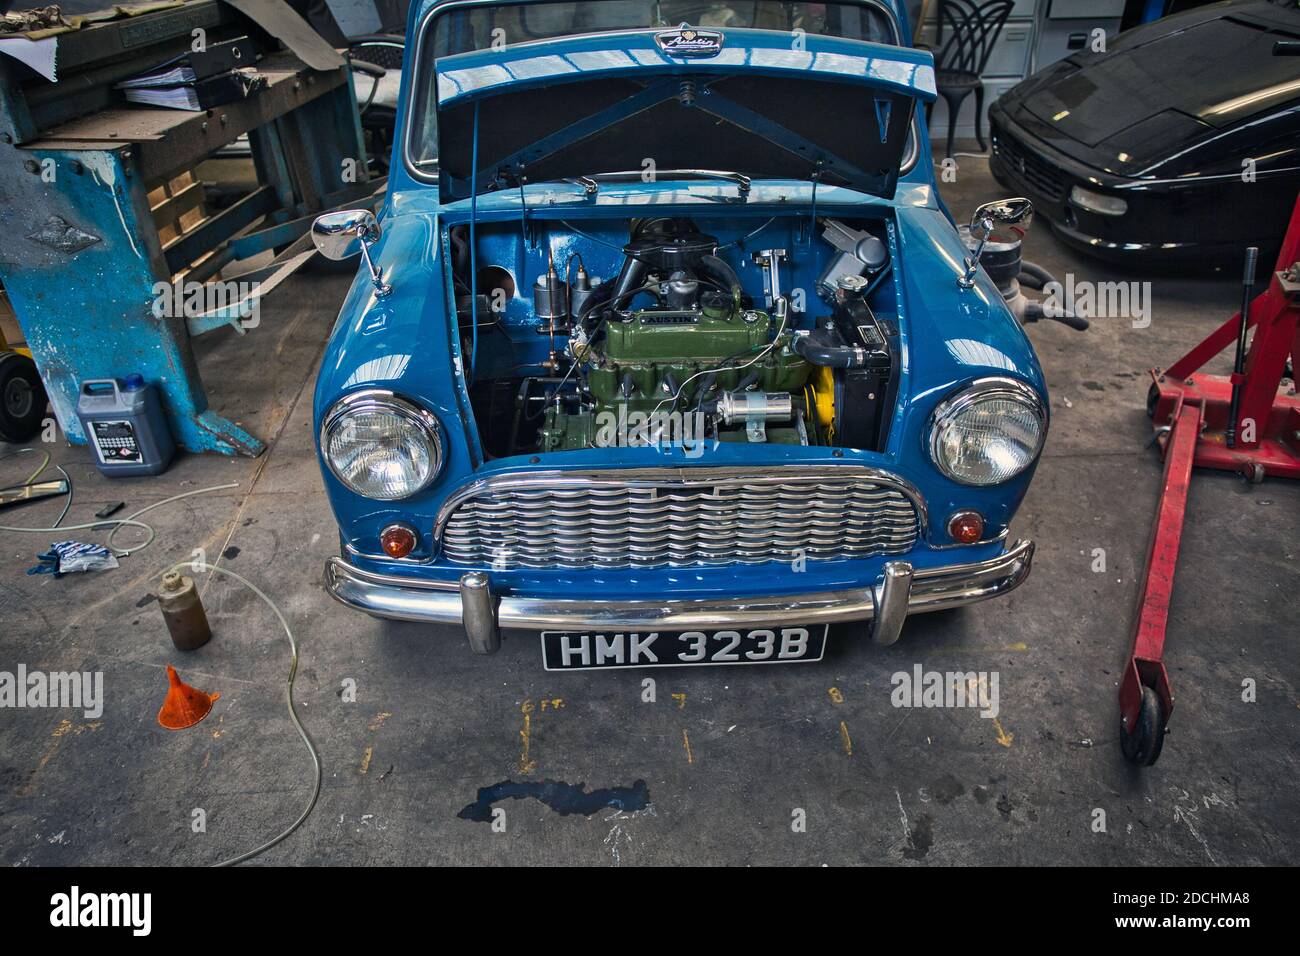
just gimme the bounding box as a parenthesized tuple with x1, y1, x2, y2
(460, 216, 899, 456)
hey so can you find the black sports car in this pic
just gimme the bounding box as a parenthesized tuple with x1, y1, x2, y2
(989, 0, 1300, 267)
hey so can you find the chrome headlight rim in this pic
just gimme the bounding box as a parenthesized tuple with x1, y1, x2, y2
(320, 389, 444, 500)
(928, 377, 1047, 486)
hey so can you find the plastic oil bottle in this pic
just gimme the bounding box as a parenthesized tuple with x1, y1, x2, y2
(76, 374, 175, 477)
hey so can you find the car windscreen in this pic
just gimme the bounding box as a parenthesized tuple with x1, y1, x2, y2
(429, 1, 899, 57)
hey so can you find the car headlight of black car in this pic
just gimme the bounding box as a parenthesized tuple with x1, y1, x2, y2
(1069, 186, 1128, 218)
(928, 378, 1047, 486)
(321, 390, 444, 500)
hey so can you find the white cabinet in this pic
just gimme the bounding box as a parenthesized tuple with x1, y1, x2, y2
(917, 19, 1033, 77)
(1035, 0, 1126, 70)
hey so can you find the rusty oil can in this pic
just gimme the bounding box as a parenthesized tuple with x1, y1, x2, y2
(158, 571, 211, 651)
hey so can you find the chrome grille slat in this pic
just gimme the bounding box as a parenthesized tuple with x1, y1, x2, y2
(443, 525, 920, 540)
(452, 511, 915, 524)
(437, 469, 921, 570)
(447, 524, 920, 540)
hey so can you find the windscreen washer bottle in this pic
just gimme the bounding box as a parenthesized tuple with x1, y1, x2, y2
(76, 375, 175, 477)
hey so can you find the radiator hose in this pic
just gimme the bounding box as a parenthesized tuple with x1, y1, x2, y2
(791, 330, 869, 368)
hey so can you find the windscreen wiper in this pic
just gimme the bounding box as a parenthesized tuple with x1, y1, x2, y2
(561, 176, 599, 197)
(590, 169, 751, 199)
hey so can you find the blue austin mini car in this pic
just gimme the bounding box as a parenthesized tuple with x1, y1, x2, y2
(312, 0, 1047, 669)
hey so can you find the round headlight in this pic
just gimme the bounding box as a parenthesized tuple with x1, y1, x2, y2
(321, 390, 443, 500)
(929, 378, 1046, 486)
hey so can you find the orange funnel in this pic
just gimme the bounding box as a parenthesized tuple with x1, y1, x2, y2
(158, 665, 220, 730)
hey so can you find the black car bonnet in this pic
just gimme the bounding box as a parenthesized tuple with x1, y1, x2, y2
(1023, 6, 1300, 154)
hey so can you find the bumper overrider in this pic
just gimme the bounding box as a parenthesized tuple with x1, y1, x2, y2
(323, 539, 1035, 655)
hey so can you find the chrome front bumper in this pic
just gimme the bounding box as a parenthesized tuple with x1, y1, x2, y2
(323, 539, 1035, 655)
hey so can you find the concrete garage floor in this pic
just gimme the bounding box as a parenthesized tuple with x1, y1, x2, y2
(1, 154, 1296, 867)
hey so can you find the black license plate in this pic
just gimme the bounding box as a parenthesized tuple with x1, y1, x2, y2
(541, 626, 828, 671)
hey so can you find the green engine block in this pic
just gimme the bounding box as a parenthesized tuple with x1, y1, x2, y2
(539, 303, 810, 451)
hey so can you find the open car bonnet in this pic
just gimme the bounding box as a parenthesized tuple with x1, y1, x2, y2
(418, 26, 936, 202)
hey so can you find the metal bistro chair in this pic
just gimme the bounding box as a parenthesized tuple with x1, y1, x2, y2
(926, 0, 1014, 159)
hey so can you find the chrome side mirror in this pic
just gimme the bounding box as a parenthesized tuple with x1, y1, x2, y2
(959, 197, 1033, 289)
(312, 209, 391, 297)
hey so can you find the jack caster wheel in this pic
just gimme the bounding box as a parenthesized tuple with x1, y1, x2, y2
(1238, 462, 1265, 484)
(1120, 685, 1166, 766)
(0, 352, 48, 444)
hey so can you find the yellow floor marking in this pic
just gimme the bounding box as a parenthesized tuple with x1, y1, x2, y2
(992, 718, 1015, 748)
(682, 729, 694, 764)
(51, 719, 101, 737)
(359, 746, 373, 774)
(519, 699, 537, 774)
(20, 720, 104, 797)
(368, 712, 392, 731)
(672, 692, 687, 710)
(19, 742, 60, 797)
(839, 720, 853, 757)
(828, 687, 844, 704)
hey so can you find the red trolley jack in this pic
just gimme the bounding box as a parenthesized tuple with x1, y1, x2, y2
(1121, 194, 1300, 766)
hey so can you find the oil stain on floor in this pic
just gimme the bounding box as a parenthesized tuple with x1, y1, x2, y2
(458, 779, 651, 823)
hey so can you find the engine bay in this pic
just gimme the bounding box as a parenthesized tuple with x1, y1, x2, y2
(452, 214, 901, 457)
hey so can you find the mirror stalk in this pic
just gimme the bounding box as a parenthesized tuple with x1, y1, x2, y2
(311, 209, 392, 298)
(358, 239, 392, 298)
(959, 198, 1033, 290)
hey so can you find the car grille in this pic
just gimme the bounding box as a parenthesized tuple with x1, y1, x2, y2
(436, 468, 922, 570)
(993, 132, 1066, 202)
